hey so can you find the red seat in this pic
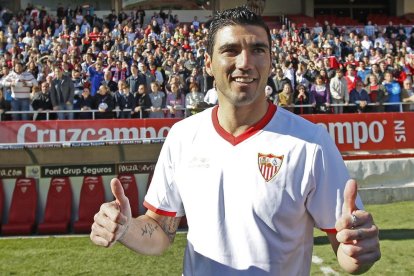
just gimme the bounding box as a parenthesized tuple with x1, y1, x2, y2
(2, 178, 37, 235)
(0, 179, 4, 229)
(118, 174, 139, 217)
(73, 175, 105, 233)
(37, 177, 73, 234)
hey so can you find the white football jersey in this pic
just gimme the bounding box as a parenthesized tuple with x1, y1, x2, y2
(144, 104, 362, 275)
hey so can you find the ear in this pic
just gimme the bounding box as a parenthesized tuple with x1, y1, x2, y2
(205, 53, 213, 77)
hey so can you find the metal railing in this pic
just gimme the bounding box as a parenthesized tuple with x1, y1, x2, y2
(0, 102, 412, 121)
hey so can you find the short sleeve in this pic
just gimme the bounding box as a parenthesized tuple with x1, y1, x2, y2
(306, 126, 363, 232)
(143, 126, 185, 217)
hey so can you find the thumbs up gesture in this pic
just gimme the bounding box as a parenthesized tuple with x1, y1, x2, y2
(335, 179, 381, 273)
(90, 178, 132, 247)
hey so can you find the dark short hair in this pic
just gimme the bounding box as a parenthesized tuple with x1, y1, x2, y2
(206, 6, 271, 57)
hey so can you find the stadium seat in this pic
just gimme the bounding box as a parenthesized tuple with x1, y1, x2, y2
(118, 174, 139, 217)
(2, 178, 37, 235)
(73, 175, 105, 233)
(0, 179, 4, 229)
(37, 177, 73, 234)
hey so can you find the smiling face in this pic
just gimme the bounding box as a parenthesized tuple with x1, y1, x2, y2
(205, 24, 271, 107)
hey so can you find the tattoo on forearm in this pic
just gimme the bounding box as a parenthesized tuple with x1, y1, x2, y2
(141, 223, 158, 238)
(159, 217, 180, 243)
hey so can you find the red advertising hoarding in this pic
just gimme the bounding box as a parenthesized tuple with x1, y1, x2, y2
(0, 113, 413, 152)
(302, 113, 413, 151)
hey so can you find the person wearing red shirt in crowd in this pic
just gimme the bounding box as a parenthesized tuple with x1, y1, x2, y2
(343, 53, 359, 68)
(405, 55, 414, 75)
(344, 64, 361, 95)
(365, 74, 388, 112)
(67, 39, 80, 58)
(324, 45, 340, 70)
(89, 26, 102, 41)
(181, 24, 190, 37)
(393, 64, 408, 87)
(182, 39, 192, 52)
(109, 60, 128, 83)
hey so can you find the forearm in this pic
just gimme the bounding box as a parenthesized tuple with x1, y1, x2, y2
(119, 214, 171, 256)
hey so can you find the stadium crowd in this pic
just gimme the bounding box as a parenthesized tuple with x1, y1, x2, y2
(0, 3, 414, 121)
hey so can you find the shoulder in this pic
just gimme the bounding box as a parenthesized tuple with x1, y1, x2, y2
(268, 107, 327, 144)
(169, 107, 213, 135)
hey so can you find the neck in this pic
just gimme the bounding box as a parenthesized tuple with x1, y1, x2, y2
(216, 98, 268, 137)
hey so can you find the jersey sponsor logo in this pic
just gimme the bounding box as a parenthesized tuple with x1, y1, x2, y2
(258, 153, 284, 182)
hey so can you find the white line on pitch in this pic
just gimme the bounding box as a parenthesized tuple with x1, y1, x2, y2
(312, 255, 339, 275)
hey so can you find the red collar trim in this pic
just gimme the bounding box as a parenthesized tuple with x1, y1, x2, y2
(212, 103, 277, 146)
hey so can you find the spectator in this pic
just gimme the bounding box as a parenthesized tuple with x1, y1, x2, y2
(357, 61, 371, 85)
(78, 87, 94, 120)
(264, 85, 273, 100)
(31, 82, 53, 120)
(109, 60, 128, 82)
(275, 82, 294, 112)
(134, 84, 152, 118)
(148, 81, 165, 118)
(88, 62, 105, 96)
(126, 64, 146, 95)
(349, 80, 371, 113)
(310, 74, 331, 114)
(93, 84, 115, 119)
(138, 62, 156, 90)
(185, 82, 205, 116)
(101, 70, 118, 93)
(365, 74, 388, 112)
(293, 84, 310, 114)
(361, 35, 373, 55)
(72, 70, 86, 114)
(0, 88, 11, 121)
(330, 68, 349, 114)
(1, 62, 37, 120)
(115, 81, 135, 119)
(382, 70, 402, 112)
(204, 85, 218, 106)
(272, 66, 290, 96)
(50, 66, 75, 120)
(0, 66, 12, 109)
(166, 82, 185, 118)
(401, 78, 414, 111)
(364, 21, 376, 38)
(149, 63, 164, 86)
(344, 64, 361, 97)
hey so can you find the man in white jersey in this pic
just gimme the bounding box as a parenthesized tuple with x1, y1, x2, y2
(90, 7, 380, 275)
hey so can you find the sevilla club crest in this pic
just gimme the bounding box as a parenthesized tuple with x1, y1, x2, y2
(258, 153, 284, 182)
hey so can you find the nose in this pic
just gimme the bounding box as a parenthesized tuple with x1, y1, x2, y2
(235, 50, 253, 71)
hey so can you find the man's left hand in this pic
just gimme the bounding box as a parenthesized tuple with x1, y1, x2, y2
(335, 179, 381, 273)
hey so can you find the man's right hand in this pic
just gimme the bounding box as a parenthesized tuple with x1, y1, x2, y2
(90, 178, 132, 247)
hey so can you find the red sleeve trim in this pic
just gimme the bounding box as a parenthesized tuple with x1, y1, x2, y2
(143, 201, 177, 217)
(320, 228, 337, 234)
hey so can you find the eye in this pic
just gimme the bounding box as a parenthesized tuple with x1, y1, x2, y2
(222, 48, 238, 55)
(253, 47, 266, 54)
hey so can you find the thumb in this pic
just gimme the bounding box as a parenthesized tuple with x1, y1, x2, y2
(342, 179, 358, 215)
(110, 178, 130, 215)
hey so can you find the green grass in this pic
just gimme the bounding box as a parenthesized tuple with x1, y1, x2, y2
(311, 201, 414, 275)
(0, 201, 413, 275)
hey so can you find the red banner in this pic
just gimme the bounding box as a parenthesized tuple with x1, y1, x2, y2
(302, 113, 414, 151)
(0, 119, 179, 145)
(0, 113, 413, 152)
